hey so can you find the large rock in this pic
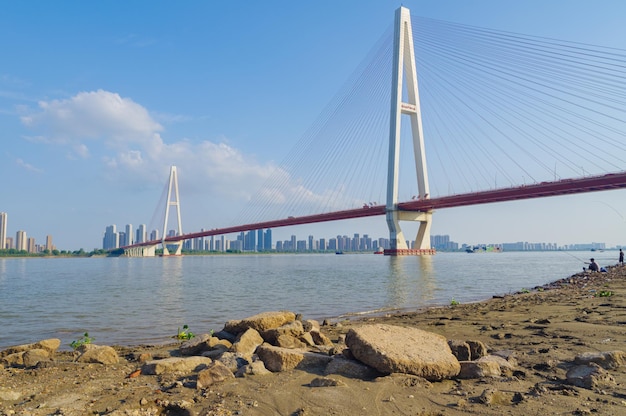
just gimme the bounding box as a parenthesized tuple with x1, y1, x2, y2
(76, 345, 119, 365)
(141, 356, 213, 375)
(196, 361, 235, 389)
(566, 363, 616, 389)
(262, 321, 304, 344)
(224, 311, 296, 334)
(23, 349, 52, 368)
(179, 333, 212, 356)
(0, 339, 61, 358)
(230, 328, 264, 358)
(574, 351, 626, 369)
(345, 324, 460, 381)
(256, 344, 333, 372)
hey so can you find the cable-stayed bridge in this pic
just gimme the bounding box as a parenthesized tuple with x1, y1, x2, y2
(123, 7, 626, 256)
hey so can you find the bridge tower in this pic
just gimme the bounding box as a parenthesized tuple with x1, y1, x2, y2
(162, 165, 184, 256)
(385, 6, 434, 256)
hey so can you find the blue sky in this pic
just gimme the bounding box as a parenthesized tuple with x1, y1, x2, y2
(2, 0, 626, 250)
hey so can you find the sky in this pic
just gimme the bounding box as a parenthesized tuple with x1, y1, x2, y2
(2, 0, 626, 251)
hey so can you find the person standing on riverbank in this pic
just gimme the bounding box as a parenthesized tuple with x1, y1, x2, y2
(620, 249, 624, 265)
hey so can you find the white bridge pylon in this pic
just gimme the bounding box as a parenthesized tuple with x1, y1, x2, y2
(162, 165, 183, 256)
(385, 6, 434, 256)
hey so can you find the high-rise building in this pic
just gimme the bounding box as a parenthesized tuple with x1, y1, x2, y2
(264, 229, 272, 251)
(0, 212, 6, 250)
(257, 229, 264, 251)
(102, 225, 119, 250)
(45, 235, 53, 252)
(136, 224, 147, 243)
(16, 230, 27, 251)
(27, 237, 36, 253)
(150, 229, 159, 241)
(125, 224, 134, 246)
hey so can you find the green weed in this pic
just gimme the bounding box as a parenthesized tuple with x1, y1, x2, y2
(176, 324, 195, 340)
(70, 332, 94, 350)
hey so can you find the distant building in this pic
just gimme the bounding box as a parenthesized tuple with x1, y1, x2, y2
(102, 225, 119, 250)
(15, 230, 27, 251)
(27, 237, 36, 253)
(125, 224, 134, 246)
(0, 212, 6, 250)
(45, 235, 53, 252)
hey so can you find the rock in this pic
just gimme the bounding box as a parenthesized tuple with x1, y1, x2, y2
(0, 338, 61, 358)
(448, 340, 471, 361)
(141, 356, 213, 375)
(0, 388, 21, 401)
(467, 340, 488, 359)
(196, 361, 235, 389)
(256, 344, 333, 372)
(23, 348, 51, 368)
(324, 356, 381, 379)
(262, 320, 304, 344)
(223, 311, 296, 334)
(274, 334, 307, 349)
(458, 360, 501, 379)
(235, 360, 272, 377)
(309, 377, 346, 387)
(345, 324, 460, 381)
(213, 329, 237, 343)
(574, 351, 626, 369)
(1, 351, 25, 367)
(231, 328, 264, 359)
(216, 352, 248, 373)
(76, 345, 119, 365)
(310, 330, 333, 347)
(491, 349, 518, 366)
(566, 363, 616, 389)
(477, 388, 521, 405)
(179, 333, 212, 355)
(299, 332, 316, 347)
(476, 355, 515, 376)
(201, 344, 229, 359)
(303, 319, 321, 332)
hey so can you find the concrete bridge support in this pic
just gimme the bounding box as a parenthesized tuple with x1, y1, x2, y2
(124, 245, 157, 257)
(385, 6, 434, 256)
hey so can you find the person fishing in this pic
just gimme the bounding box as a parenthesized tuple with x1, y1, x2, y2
(587, 258, 600, 272)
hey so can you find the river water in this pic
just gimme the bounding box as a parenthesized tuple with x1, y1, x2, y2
(0, 251, 615, 349)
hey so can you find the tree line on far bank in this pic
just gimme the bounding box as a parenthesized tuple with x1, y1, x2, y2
(0, 248, 109, 258)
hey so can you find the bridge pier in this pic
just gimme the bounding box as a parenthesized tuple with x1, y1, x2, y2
(124, 245, 157, 257)
(385, 6, 434, 256)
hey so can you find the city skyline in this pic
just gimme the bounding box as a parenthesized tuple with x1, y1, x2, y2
(2, 2, 626, 249)
(98, 220, 619, 254)
(0, 212, 55, 253)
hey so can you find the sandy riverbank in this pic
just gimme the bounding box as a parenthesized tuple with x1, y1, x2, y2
(2, 266, 626, 415)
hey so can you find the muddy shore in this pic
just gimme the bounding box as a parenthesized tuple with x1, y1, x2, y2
(2, 266, 626, 415)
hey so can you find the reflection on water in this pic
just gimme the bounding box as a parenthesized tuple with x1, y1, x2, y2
(386, 256, 437, 310)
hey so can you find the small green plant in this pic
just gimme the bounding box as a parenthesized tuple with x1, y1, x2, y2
(450, 298, 460, 306)
(176, 324, 195, 340)
(520, 288, 530, 294)
(595, 290, 614, 297)
(70, 332, 94, 350)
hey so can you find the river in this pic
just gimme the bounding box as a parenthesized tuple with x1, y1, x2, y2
(0, 250, 615, 349)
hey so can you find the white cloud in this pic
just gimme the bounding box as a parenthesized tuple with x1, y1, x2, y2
(19, 89, 309, 206)
(21, 90, 162, 152)
(15, 158, 43, 173)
